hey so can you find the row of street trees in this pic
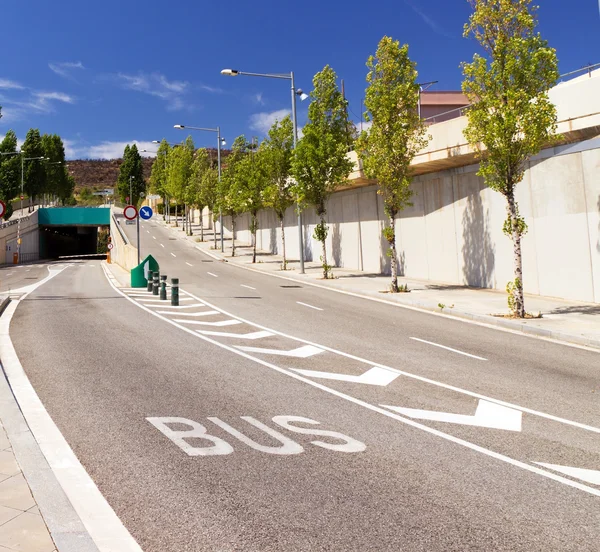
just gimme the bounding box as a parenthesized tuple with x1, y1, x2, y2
(146, 0, 557, 317)
(0, 118, 75, 219)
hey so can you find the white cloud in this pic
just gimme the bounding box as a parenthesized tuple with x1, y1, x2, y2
(355, 120, 373, 133)
(49, 61, 85, 79)
(0, 79, 25, 90)
(0, 89, 75, 124)
(249, 109, 291, 134)
(34, 91, 75, 104)
(66, 140, 158, 160)
(198, 84, 223, 94)
(116, 72, 191, 109)
(253, 92, 265, 106)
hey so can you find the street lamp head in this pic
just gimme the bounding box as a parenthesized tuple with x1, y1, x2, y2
(152, 140, 160, 144)
(296, 89, 309, 101)
(220, 69, 239, 76)
(173, 124, 185, 129)
(220, 138, 226, 147)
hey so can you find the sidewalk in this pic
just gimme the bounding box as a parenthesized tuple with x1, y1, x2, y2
(156, 217, 600, 350)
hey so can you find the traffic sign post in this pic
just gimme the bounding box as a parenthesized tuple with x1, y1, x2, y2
(123, 205, 141, 264)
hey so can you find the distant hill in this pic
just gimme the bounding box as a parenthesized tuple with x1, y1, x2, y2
(67, 148, 228, 191)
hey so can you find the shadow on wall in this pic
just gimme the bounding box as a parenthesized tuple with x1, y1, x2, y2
(331, 222, 341, 267)
(379, 219, 391, 275)
(597, 195, 599, 253)
(462, 191, 495, 288)
(269, 223, 277, 255)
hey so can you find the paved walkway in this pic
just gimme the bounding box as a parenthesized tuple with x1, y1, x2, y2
(154, 217, 600, 350)
(0, 421, 56, 552)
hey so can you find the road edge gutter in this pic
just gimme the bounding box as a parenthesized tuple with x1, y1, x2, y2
(0, 269, 143, 552)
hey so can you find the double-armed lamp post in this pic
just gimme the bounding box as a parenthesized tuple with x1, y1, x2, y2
(173, 124, 226, 253)
(221, 68, 308, 273)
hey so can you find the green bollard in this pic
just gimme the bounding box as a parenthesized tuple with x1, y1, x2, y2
(153, 271, 160, 295)
(160, 275, 167, 300)
(171, 278, 179, 306)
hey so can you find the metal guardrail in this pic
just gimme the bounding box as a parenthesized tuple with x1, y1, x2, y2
(112, 212, 129, 245)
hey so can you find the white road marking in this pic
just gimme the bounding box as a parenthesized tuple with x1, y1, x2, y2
(146, 230, 150, 234)
(25, 269, 31, 272)
(171, 253, 176, 257)
(158, 310, 219, 317)
(186, 262, 193, 267)
(207, 272, 218, 278)
(236, 344, 323, 358)
(138, 297, 193, 303)
(160, 243, 165, 248)
(100, 263, 600, 498)
(173, 319, 241, 327)
(292, 367, 399, 387)
(382, 400, 522, 432)
(153, 236, 157, 240)
(197, 330, 274, 340)
(145, 303, 205, 309)
(89, 264, 96, 267)
(534, 463, 600, 486)
(296, 301, 323, 311)
(410, 337, 487, 361)
(241, 284, 256, 290)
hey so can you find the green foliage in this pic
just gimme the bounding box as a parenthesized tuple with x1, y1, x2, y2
(382, 226, 395, 244)
(262, 116, 295, 219)
(166, 138, 194, 206)
(502, 204, 528, 237)
(313, 220, 328, 243)
(462, 0, 559, 199)
(0, 130, 20, 202)
(149, 140, 170, 198)
(218, 135, 248, 217)
(21, 129, 46, 201)
(189, 148, 211, 209)
(357, 37, 428, 219)
(42, 134, 70, 201)
(506, 278, 521, 315)
(117, 144, 145, 204)
(291, 66, 354, 216)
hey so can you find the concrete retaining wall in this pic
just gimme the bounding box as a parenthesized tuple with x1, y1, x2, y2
(209, 138, 600, 304)
(0, 212, 39, 265)
(109, 213, 138, 271)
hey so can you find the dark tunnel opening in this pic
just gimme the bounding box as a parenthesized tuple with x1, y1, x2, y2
(39, 226, 104, 259)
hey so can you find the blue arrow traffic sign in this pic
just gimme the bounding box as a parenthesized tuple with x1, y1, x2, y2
(139, 206, 153, 220)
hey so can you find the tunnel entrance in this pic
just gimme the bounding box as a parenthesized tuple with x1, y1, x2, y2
(39, 225, 103, 258)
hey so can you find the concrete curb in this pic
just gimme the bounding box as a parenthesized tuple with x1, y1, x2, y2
(190, 241, 600, 352)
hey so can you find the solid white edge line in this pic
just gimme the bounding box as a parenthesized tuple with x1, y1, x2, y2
(410, 337, 488, 361)
(0, 268, 143, 551)
(240, 284, 256, 290)
(100, 262, 600, 498)
(296, 301, 324, 311)
(192, 247, 599, 354)
(171, 253, 176, 257)
(207, 272, 218, 277)
(186, 262, 193, 267)
(160, 244, 164, 248)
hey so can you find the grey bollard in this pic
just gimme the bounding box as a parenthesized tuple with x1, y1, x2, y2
(171, 278, 179, 306)
(153, 271, 160, 295)
(160, 275, 167, 300)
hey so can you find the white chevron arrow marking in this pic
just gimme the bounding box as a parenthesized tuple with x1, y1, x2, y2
(157, 310, 219, 316)
(197, 330, 274, 340)
(534, 463, 600, 485)
(381, 399, 522, 432)
(236, 344, 323, 358)
(291, 366, 399, 386)
(173, 319, 241, 327)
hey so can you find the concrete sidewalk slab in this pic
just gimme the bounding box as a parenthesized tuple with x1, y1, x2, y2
(156, 216, 600, 350)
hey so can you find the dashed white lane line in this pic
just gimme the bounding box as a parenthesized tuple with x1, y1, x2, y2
(241, 284, 256, 290)
(207, 272, 218, 278)
(153, 236, 157, 240)
(171, 253, 176, 257)
(160, 243, 165, 248)
(296, 301, 323, 311)
(410, 337, 488, 361)
(146, 230, 150, 234)
(186, 262, 193, 267)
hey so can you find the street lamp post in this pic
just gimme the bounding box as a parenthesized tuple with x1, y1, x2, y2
(173, 124, 226, 252)
(221, 68, 308, 273)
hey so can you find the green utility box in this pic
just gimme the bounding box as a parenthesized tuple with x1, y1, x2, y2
(130, 255, 159, 288)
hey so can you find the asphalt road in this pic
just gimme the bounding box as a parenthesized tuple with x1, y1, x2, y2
(0, 261, 52, 293)
(8, 218, 600, 551)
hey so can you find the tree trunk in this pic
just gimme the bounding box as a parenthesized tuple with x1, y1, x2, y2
(213, 213, 217, 250)
(280, 214, 286, 269)
(231, 215, 236, 257)
(320, 213, 328, 279)
(200, 209, 204, 241)
(507, 192, 525, 317)
(175, 205, 178, 227)
(389, 213, 399, 293)
(189, 207, 194, 235)
(252, 212, 257, 264)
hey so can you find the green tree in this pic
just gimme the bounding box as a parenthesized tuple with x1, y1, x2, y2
(189, 148, 211, 241)
(62, 173, 76, 206)
(218, 135, 248, 257)
(166, 139, 193, 227)
(0, 130, 21, 211)
(262, 116, 295, 269)
(236, 137, 266, 263)
(41, 134, 68, 204)
(149, 139, 171, 217)
(200, 166, 219, 249)
(291, 65, 354, 278)
(462, 0, 559, 317)
(21, 128, 46, 210)
(117, 144, 145, 204)
(357, 37, 429, 292)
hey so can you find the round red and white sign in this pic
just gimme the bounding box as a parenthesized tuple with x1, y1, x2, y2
(107, 243, 114, 250)
(123, 205, 138, 220)
(0, 200, 6, 219)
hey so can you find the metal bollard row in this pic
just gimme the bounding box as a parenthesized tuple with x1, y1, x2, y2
(171, 278, 179, 306)
(160, 275, 167, 300)
(152, 271, 159, 295)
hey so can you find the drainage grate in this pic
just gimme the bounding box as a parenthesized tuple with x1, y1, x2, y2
(280, 285, 302, 289)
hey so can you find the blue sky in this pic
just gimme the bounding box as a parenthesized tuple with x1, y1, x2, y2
(1, 0, 599, 159)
